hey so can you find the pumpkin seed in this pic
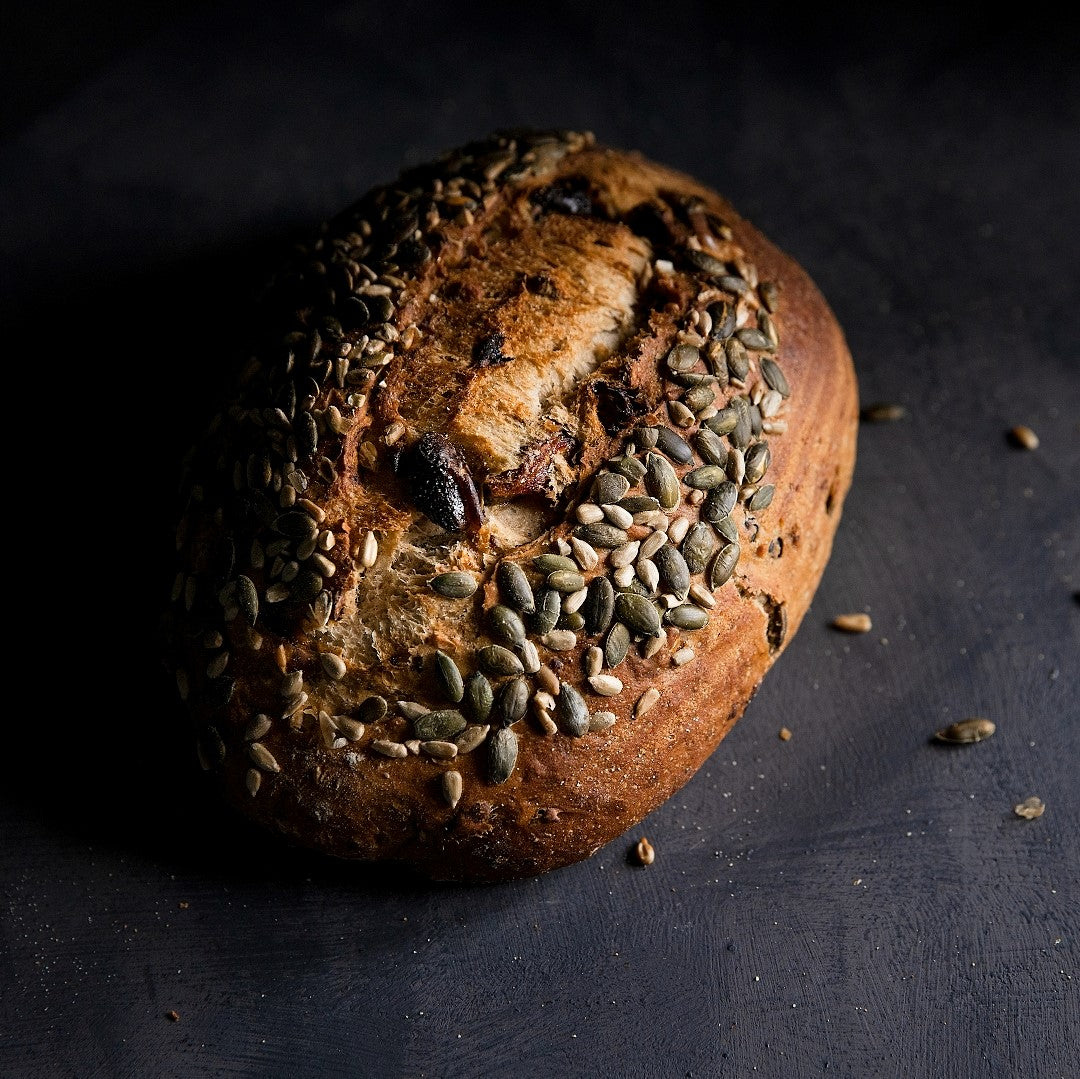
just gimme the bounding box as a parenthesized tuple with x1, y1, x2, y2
(433, 650, 465, 703)
(414, 709, 466, 742)
(681, 522, 715, 575)
(709, 543, 741, 588)
(655, 427, 694, 464)
(488, 604, 526, 646)
(683, 464, 728, 490)
(653, 543, 690, 597)
(736, 326, 775, 352)
(530, 588, 562, 636)
(701, 481, 738, 523)
(583, 576, 615, 635)
(556, 683, 590, 737)
(749, 484, 775, 511)
(645, 452, 680, 510)
(477, 645, 524, 677)
(666, 604, 709, 630)
(574, 522, 629, 548)
(604, 622, 631, 667)
(760, 357, 791, 397)
(430, 570, 477, 598)
(615, 592, 662, 637)
(488, 727, 519, 783)
(594, 472, 631, 504)
(492, 677, 529, 727)
(497, 561, 536, 613)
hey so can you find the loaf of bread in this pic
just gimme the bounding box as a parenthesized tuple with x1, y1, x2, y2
(163, 129, 858, 882)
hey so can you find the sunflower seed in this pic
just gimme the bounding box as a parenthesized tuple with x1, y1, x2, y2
(634, 688, 661, 719)
(569, 536, 599, 571)
(588, 673, 624, 696)
(1009, 424, 1039, 450)
(639, 530, 667, 561)
(640, 629, 667, 659)
(541, 629, 578, 652)
(602, 503, 634, 530)
(335, 716, 365, 742)
(672, 646, 695, 666)
(689, 582, 716, 608)
(610, 540, 641, 568)
(668, 400, 697, 428)
(583, 645, 604, 677)
(245, 769, 262, 796)
(422, 740, 459, 760)
(518, 638, 541, 674)
(589, 711, 618, 732)
(575, 502, 605, 524)
(441, 770, 463, 808)
(455, 723, 490, 754)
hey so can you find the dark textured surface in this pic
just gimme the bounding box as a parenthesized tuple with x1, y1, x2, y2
(2, 3, 1078, 1076)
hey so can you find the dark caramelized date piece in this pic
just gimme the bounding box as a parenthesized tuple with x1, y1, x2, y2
(398, 432, 484, 533)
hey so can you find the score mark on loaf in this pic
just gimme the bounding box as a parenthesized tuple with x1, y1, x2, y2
(163, 129, 859, 882)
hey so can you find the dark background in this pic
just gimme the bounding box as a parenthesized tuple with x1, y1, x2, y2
(2, 3, 1078, 1077)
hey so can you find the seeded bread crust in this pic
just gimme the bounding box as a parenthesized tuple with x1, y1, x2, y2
(163, 130, 858, 883)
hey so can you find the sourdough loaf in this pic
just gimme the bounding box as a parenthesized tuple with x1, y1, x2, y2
(163, 129, 858, 882)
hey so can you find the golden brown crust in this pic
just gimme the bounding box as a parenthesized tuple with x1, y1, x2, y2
(163, 130, 858, 882)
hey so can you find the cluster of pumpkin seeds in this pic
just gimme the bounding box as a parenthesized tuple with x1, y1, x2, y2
(167, 129, 794, 816)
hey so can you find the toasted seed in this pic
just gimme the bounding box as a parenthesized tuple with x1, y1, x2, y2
(583, 645, 604, 676)
(487, 727, 519, 784)
(248, 742, 281, 773)
(541, 628, 578, 651)
(729, 397, 753, 448)
(589, 711, 618, 732)
(574, 521, 629, 548)
(570, 536, 600, 571)
(749, 484, 775, 511)
(430, 571, 478, 598)
(335, 716, 365, 742)
(705, 407, 738, 436)
(832, 612, 872, 634)
(492, 677, 529, 727)
(745, 444, 771, 486)
(666, 343, 701, 373)
(602, 621, 629, 668)
(645, 452, 681, 510)
(496, 561, 536, 613)
(530, 588, 562, 636)
(488, 604, 527, 647)
(613, 563, 637, 589)
(556, 683, 590, 737)
(1008, 424, 1039, 450)
(634, 687, 661, 719)
(609, 455, 647, 483)
(581, 576, 615, 636)
(725, 338, 750, 381)
(655, 427, 694, 464)
(455, 723, 490, 754)
(422, 740, 459, 760)
(414, 709, 467, 742)
(245, 714, 272, 741)
(708, 299, 737, 339)
(702, 481, 738, 523)
(245, 768, 262, 796)
(760, 357, 791, 397)
(640, 630, 667, 659)
(726, 446, 746, 486)
(620, 496, 661, 516)
(602, 503, 634, 530)
(692, 426, 727, 467)
(935, 717, 996, 744)
(433, 650, 465, 702)
(441, 770, 463, 808)
(683, 464, 728, 490)
(668, 399, 696, 428)
(477, 645, 524, 677)
(709, 543, 740, 588)
(1013, 796, 1045, 819)
(575, 502, 605, 524)
(714, 515, 739, 544)
(548, 569, 586, 593)
(636, 558, 660, 593)
(681, 522, 716, 575)
(689, 582, 716, 608)
(759, 389, 784, 418)
(636, 530, 665, 561)
(860, 402, 907, 423)
(736, 326, 775, 352)
(235, 575, 259, 626)
(633, 837, 655, 866)
(588, 673, 624, 696)
(672, 646, 695, 666)
(358, 695, 388, 724)
(610, 540, 641, 568)
(653, 544, 690, 597)
(533, 553, 579, 574)
(615, 592, 662, 637)
(683, 382, 716, 415)
(320, 652, 347, 681)
(518, 638, 541, 674)
(666, 604, 710, 630)
(594, 472, 631, 504)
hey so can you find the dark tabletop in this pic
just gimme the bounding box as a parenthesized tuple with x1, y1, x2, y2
(2, 3, 1078, 1077)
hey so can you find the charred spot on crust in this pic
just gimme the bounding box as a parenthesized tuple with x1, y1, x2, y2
(624, 198, 680, 247)
(593, 380, 647, 437)
(522, 272, 560, 298)
(472, 330, 513, 368)
(532, 175, 596, 217)
(398, 431, 485, 533)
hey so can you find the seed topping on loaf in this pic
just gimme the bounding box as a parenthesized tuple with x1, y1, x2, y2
(166, 129, 797, 833)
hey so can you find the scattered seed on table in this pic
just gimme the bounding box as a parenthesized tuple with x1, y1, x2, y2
(832, 612, 872, 633)
(1013, 796, 1045, 819)
(1008, 424, 1039, 450)
(934, 717, 996, 744)
(778, 727, 792, 741)
(632, 837, 655, 866)
(860, 402, 907, 423)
